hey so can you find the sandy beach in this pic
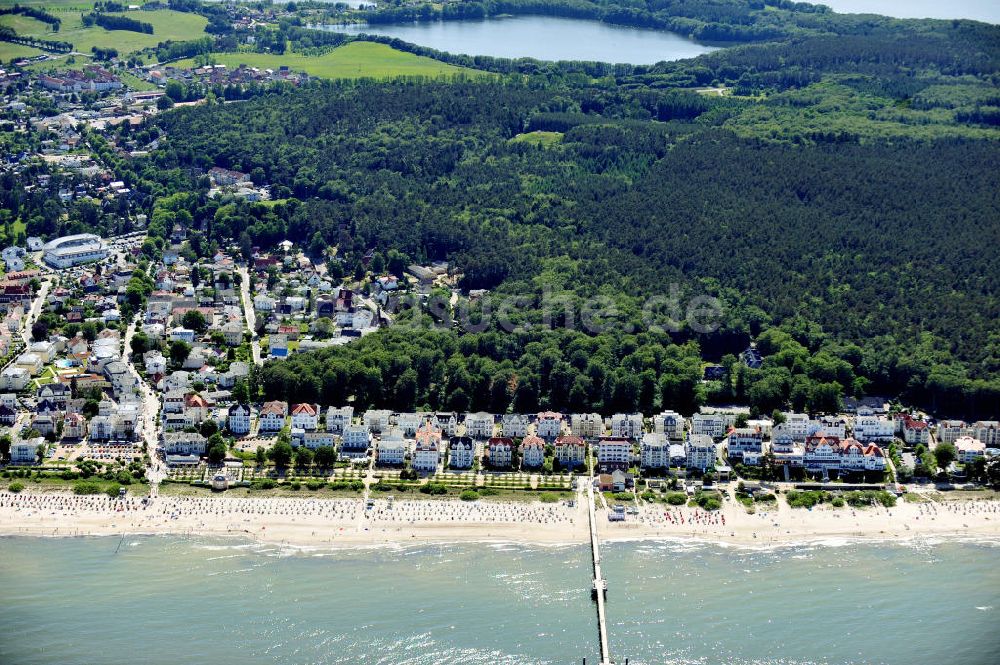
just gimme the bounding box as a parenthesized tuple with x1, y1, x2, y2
(1, 490, 998, 548)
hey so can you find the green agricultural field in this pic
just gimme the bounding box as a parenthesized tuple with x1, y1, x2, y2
(0, 41, 43, 62)
(6, 8, 207, 55)
(509, 130, 564, 147)
(172, 42, 484, 81)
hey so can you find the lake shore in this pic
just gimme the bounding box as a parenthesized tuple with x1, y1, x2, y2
(1, 490, 998, 549)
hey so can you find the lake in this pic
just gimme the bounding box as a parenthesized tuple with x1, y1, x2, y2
(821, 0, 1000, 23)
(322, 16, 719, 64)
(1, 536, 998, 665)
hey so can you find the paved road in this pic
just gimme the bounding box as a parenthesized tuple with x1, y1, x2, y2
(20, 277, 51, 346)
(124, 317, 164, 496)
(236, 265, 262, 366)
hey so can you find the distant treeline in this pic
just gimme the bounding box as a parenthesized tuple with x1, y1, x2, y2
(83, 12, 155, 35)
(0, 4, 61, 31)
(0, 26, 72, 53)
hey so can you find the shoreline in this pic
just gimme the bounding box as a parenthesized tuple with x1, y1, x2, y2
(1, 491, 998, 550)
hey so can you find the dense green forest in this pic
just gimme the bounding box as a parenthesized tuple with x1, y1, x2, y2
(123, 4, 1000, 419)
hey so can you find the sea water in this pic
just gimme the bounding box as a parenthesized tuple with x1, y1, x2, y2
(0, 536, 996, 664)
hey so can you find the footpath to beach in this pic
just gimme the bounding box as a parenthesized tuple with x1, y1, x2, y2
(1, 491, 999, 548)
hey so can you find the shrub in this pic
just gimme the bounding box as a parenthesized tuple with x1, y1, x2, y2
(289, 481, 301, 491)
(832, 497, 845, 507)
(419, 483, 448, 495)
(755, 492, 777, 503)
(785, 490, 831, 509)
(251, 478, 277, 490)
(306, 480, 324, 491)
(539, 492, 560, 503)
(612, 491, 632, 501)
(479, 487, 499, 496)
(8, 481, 24, 493)
(665, 492, 687, 505)
(696, 493, 722, 511)
(73, 481, 102, 495)
(459, 489, 480, 501)
(104, 484, 122, 498)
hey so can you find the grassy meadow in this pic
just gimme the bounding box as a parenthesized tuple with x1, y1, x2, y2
(172, 42, 484, 80)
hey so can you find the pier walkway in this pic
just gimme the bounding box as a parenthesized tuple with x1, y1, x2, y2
(586, 474, 614, 665)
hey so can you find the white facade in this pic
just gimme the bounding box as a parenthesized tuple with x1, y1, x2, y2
(691, 413, 727, 440)
(448, 436, 475, 469)
(853, 415, 894, 442)
(377, 436, 407, 465)
(610, 413, 644, 440)
(290, 403, 319, 430)
(42, 234, 108, 268)
(536, 412, 563, 440)
(571, 413, 604, 439)
(325, 406, 353, 434)
(412, 441, 441, 472)
(364, 409, 392, 433)
(501, 413, 528, 438)
(464, 412, 494, 439)
(686, 434, 717, 471)
(640, 432, 670, 469)
(653, 410, 685, 440)
(520, 436, 545, 468)
(727, 428, 764, 460)
(227, 404, 251, 435)
(340, 425, 370, 456)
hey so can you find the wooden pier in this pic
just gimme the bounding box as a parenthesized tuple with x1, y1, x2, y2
(586, 478, 614, 665)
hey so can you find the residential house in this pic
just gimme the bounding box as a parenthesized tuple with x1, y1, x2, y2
(448, 436, 475, 470)
(0, 367, 30, 391)
(727, 428, 765, 461)
(163, 432, 207, 456)
(555, 435, 587, 470)
(183, 393, 211, 425)
(520, 435, 545, 469)
(412, 422, 443, 472)
(685, 434, 717, 471)
(972, 421, 999, 447)
(269, 334, 288, 359)
(325, 406, 353, 434)
(302, 431, 336, 450)
(501, 413, 528, 438)
(290, 403, 319, 430)
(395, 412, 422, 437)
(936, 420, 969, 445)
(434, 412, 458, 437)
(571, 413, 604, 439)
(803, 434, 842, 471)
(377, 435, 407, 466)
(62, 412, 86, 440)
(464, 412, 494, 439)
(610, 414, 644, 440)
(653, 410, 685, 440)
(955, 436, 986, 464)
(854, 414, 895, 442)
(691, 413, 727, 440)
(485, 437, 515, 470)
(221, 321, 243, 346)
(258, 401, 288, 432)
(536, 411, 564, 441)
(340, 424, 371, 458)
(364, 409, 392, 433)
(0, 404, 16, 426)
(596, 437, 630, 473)
(227, 403, 251, 435)
(640, 432, 670, 470)
(899, 416, 930, 446)
(11, 438, 41, 464)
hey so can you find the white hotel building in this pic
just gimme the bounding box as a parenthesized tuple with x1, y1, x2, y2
(42, 234, 109, 268)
